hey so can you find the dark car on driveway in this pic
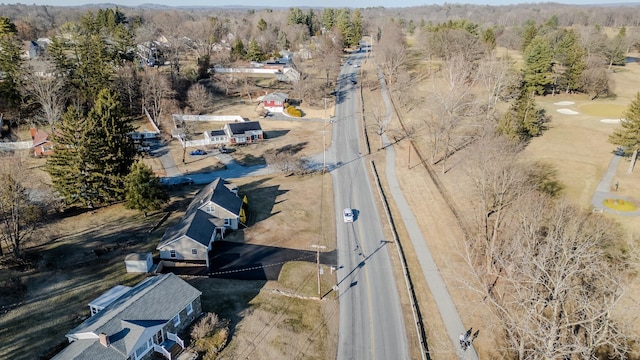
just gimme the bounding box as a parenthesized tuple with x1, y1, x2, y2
(189, 149, 207, 156)
(160, 177, 194, 187)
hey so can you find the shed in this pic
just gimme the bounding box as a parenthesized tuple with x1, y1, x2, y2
(124, 252, 153, 273)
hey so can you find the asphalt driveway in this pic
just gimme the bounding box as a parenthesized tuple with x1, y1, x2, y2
(167, 241, 337, 280)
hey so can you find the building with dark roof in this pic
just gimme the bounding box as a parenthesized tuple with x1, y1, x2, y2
(223, 121, 263, 144)
(157, 178, 243, 268)
(52, 273, 202, 360)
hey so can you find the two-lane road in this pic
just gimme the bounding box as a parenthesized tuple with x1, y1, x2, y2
(331, 51, 409, 360)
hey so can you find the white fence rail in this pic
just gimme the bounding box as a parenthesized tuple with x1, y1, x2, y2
(0, 141, 33, 150)
(173, 114, 246, 122)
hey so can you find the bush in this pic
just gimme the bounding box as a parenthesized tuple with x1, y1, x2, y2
(191, 312, 230, 358)
(285, 106, 302, 117)
(191, 312, 222, 340)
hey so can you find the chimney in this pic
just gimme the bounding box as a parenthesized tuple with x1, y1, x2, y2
(99, 333, 110, 347)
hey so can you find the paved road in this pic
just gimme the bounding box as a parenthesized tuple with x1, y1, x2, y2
(591, 154, 640, 216)
(156, 148, 273, 185)
(377, 69, 478, 358)
(333, 51, 409, 360)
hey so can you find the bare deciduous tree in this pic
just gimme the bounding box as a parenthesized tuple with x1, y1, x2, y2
(580, 54, 613, 100)
(0, 157, 47, 258)
(19, 65, 66, 131)
(463, 134, 530, 275)
(141, 70, 173, 125)
(375, 21, 407, 86)
(425, 54, 479, 172)
(461, 194, 634, 359)
(187, 83, 212, 114)
(474, 54, 518, 121)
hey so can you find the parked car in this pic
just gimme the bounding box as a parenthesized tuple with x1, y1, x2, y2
(343, 208, 354, 223)
(160, 177, 194, 187)
(219, 146, 228, 154)
(189, 149, 207, 156)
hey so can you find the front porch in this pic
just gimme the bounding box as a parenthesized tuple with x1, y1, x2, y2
(153, 333, 185, 360)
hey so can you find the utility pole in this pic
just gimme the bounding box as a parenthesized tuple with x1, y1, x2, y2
(322, 98, 328, 174)
(310, 244, 327, 299)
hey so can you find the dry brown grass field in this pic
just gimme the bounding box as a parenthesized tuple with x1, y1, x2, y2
(366, 43, 640, 358)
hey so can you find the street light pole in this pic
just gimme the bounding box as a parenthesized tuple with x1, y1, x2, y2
(311, 244, 327, 299)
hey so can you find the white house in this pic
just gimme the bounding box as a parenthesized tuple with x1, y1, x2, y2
(53, 273, 202, 360)
(157, 178, 244, 268)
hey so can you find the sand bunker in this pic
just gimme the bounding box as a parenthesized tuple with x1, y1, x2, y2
(554, 101, 575, 106)
(557, 108, 579, 115)
(601, 119, 623, 124)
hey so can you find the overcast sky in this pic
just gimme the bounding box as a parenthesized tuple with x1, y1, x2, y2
(7, 0, 640, 8)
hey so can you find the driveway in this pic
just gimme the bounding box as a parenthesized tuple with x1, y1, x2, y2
(165, 241, 337, 280)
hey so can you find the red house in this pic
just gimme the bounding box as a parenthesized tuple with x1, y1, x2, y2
(262, 92, 288, 113)
(31, 128, 54, 156)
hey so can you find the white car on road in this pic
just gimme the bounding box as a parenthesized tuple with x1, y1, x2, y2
(343, 208, 354, 223)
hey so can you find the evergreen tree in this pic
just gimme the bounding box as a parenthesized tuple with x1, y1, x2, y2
(257, 18, 267, 32)
(85, 88, 136, 203)
(555, 29, 586, 94)
(498, 88, 547, 142)
(609, 92, 640, 173)
(0, 17, 22, 108)
(46, 106, 98, 207)
(482, 28, 497, 50)
(322, 8, 335, 30)
(246, 39, 264, 61)
(287, 7, 305, 25)
(350, 9, 363, 46)
(124, 161, 168, 216)
(523, 36, 554, 95)
(604, 27, 627, 70)
(231, 38, 246, 60)
(521, 20, 538, 53)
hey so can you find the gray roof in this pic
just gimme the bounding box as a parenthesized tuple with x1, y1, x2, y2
(54, 273, 201, 360)
(227, 121, 262, 135)
(157, 178, 241, 249)
(209, 129, 226, 137)
(262, 92, 288, 102)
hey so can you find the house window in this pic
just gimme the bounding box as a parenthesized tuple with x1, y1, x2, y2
(224, 218, 231, 226)
(186, 302, 193, 315)
(206, 205, 214, 213)
(173, 314, 180, 327)
(134, 340, 149, 359)
(191, 248, 197, 255)
(170, 250, 176, 258)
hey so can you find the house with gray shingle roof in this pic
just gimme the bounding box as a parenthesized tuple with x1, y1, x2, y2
(157, 178, 243, 268)
(224, 121, 263, 144)
(261, 92, 288, 113)
(52, 273, 202, 360)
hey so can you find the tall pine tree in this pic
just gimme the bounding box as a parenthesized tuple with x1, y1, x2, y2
(0, 16, 22, 108)
(86, 88, 136, 203)
(47, 89, 135, 207)
(46, 106, 98, 207)
(609, 92, 640, 173)
(523, 36, 554, 95)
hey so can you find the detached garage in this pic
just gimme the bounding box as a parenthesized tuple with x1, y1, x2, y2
(124, 252, 153, 273)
